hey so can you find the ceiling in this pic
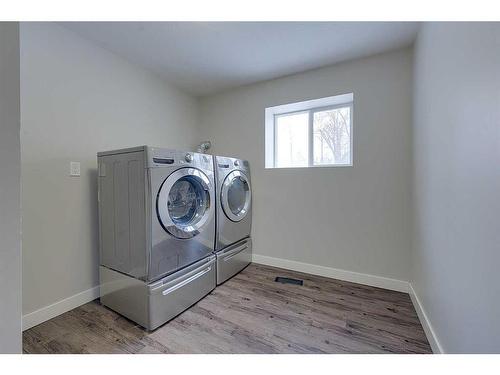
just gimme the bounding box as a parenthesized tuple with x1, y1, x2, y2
(60, 22, 419, 96)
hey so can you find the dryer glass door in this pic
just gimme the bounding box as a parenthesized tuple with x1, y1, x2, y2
(157, 168, 213, 239)
(221, 171, 251, 222)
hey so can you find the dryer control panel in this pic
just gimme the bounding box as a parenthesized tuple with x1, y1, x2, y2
(216, 156, 250, 172)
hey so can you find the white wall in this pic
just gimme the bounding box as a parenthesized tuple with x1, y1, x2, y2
(199, 48, 413, 282)
(21, 23, 199, 317)
(412, 23, 500, 353)
(0, 22, 22, 353)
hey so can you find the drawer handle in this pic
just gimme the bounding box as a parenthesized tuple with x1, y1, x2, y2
(224, 245, 248, 262)
(162, 266, 212, 296)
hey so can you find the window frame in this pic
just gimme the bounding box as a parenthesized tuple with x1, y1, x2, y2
(265, 94, 354, 169)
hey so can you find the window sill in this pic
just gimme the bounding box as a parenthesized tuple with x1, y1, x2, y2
(265, 163, 353, 170)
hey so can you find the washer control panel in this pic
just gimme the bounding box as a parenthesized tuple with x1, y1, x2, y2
(148, 147, 213, 170)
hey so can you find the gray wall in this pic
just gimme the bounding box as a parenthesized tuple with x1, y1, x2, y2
(21, 23, 199, 316)
(412, 23, 500, 353)
(199, 48, 413, 281)
(0, 22, 21, 353)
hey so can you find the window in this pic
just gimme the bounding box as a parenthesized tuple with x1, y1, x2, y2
(265, 93, 353, 168)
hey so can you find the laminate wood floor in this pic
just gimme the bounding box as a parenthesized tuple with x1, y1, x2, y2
(23, 263, 432, 354)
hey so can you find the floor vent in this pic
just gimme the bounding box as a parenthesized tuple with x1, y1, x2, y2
(275, 277, 304, 286)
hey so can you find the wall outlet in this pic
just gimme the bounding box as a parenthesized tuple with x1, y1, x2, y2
(70, 161, 81, 177)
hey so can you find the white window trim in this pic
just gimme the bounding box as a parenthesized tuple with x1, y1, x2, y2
(265, 93, 354, 169)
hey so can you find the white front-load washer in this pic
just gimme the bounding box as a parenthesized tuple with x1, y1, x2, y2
(97, 146, 216, 330)
(214, 155, 252, 285)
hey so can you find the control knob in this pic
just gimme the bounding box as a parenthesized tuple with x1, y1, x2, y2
(185, 153, 192, 163)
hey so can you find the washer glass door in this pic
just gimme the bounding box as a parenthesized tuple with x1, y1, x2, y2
(157, 168, 212, 239)
(221, 171, 251, 222)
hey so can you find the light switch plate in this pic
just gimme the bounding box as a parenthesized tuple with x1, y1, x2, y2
(70, 161, 81, 177)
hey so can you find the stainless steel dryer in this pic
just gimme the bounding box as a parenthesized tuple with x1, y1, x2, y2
(214, 155, 252, 284)
(97, 146, 216, 330)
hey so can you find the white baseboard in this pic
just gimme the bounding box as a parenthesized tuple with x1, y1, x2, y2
(252, 254, 409, 293)
(408, 284, 444, 354)
(23, 286, 100, 331)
